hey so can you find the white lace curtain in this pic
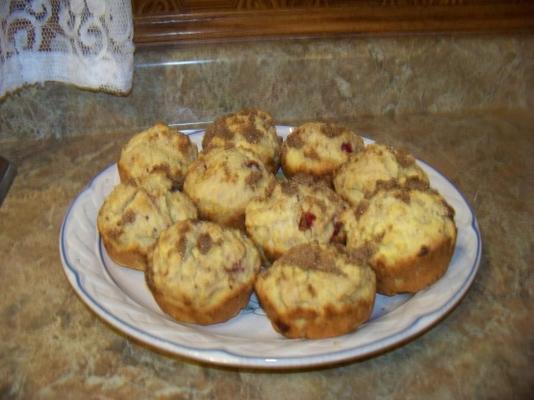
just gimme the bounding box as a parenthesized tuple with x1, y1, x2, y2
(0, 0, 134, 98)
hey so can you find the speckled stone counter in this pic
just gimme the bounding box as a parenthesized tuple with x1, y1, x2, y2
(0, 110, 532, 399)
(2, 34, 533, 141)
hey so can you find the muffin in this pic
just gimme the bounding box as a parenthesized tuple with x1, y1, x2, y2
(333, 143, 429, 207)
(146, 220, 261, 325)
(342, 182, 457, 295)
(183, 147, 275, 229)
(97, 183, 198, 271)
(245, 176, 347, 261)
(281, 122, 364, 180)
(202, 109, 282, 173)
(118, 123, 198, 194)
(255, 243, 376, 339)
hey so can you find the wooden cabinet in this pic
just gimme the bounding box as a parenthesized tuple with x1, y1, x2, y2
(132, 1, 534, 46)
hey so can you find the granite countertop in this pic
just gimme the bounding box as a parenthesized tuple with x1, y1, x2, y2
(0, 110, 532, 399)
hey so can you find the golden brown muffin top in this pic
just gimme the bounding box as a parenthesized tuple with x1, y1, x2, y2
(202, 109, 281, 172)
(119, 123, 198, 193)
(343, 184, 456, 269)
(245, 176, 347, 260)
(256, 242, 376, 319)
(184, 147, 276, 228)
(281, 122, 365, 178)
(333, 143, 429, 207)
(148, 220, 261, 310)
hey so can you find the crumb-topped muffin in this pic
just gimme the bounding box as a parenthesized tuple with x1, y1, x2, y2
(342, 182, 457, 295)
(183, 147, 275, 229)
(146, 220, 261, 325)
(255, 243, 376, 339)
(333, 143, 429, 207)
(97, 183, 198, 271)
(118, 123, 198, 194)
(281, 122, 364, 180)
(245, 176, 347, 261)
(202, 109, 282, 173)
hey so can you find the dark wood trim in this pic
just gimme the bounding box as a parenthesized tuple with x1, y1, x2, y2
(133, 3, 534, 46)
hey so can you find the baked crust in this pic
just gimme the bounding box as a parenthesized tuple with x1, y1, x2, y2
(245, 176, 347, 261)
(258, 292, 375, 339)
(101, 237, 148, 272)
(255, 243, 376, 339)
(333, 143, 429, 207)
(97, 183, 198, 271)
(281, 122, 364, 180)
(149, 279, 255, 325)
(184, 147, 275, 229)
(373, 235, 456, 295)
(343, 184, 457, 295)
(202, 109, 282, 173)
(118, 123, 198, 192)
(146, 220, 261, 325)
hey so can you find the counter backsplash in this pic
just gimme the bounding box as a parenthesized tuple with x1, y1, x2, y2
(1, 34, 532, 141)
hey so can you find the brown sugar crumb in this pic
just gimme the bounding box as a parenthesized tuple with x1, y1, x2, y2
(265, 179, 277, 196)
(281, 180, 299, 196)
(404, 177, 430, 191)
(214, 121, 235, 140)
(393, 148, 415, 167)
(347, 243, 376, 264)
(178, 220, 192, 238)
(307, 284, 317, 297)
(369, 179, 399, 198)
(320, 123, 345, 138)
(286, 130, 305, 148)
(441, 199, 456, 219)
(242, 123, 262, 144)
(120, 210, 136, 225)
(245, 160, 260, 169)
(246, 170, 264, 187)
(291, 174, 320, 187)
(197, 233, 213, 255)
(148, 131, 161, 141)
(282, 245, 346, 276)
(203, 120, 235, 147)
(394, 189, 411, 204)
(107, 228, 123, 240)
(355, 201, 369, 220)
(176, 237, 188, 258)
(151, 163, 172, 177)
(292, 173, 334, 192)
(311, 175, 335, 189)
(330, 221, 345, 244)
(373, 231, 385, 244)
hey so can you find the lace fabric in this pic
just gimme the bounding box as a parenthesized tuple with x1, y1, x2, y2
(0, 0, 134, 98)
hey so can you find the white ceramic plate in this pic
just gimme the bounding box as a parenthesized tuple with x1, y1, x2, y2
(60, 126, 481, 369)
